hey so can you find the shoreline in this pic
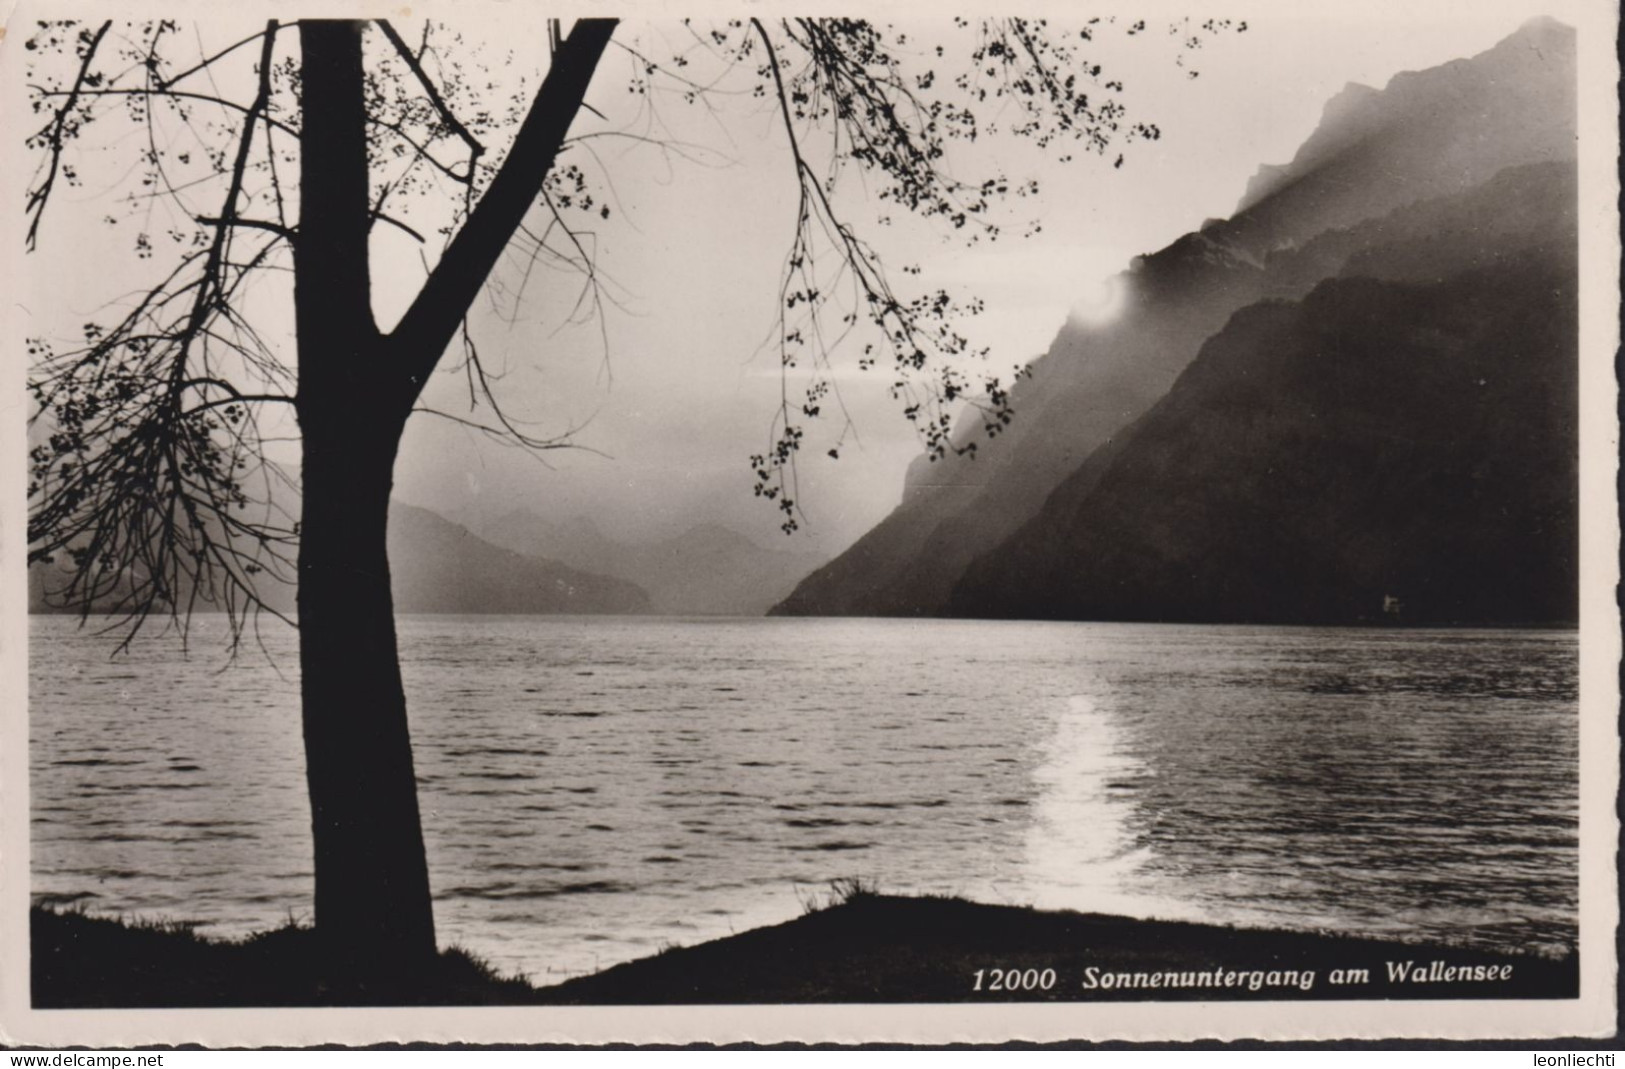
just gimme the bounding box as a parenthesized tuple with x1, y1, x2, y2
(31, 892, 1578, 1007)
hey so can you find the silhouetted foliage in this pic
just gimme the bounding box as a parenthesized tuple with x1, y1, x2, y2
(24, 14, 1240, 968)
(26, 16, 1245, 602)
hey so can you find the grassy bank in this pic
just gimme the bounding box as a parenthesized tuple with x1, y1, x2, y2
(32, 891, 1577, 1007)
(30, 906, 537, 1007)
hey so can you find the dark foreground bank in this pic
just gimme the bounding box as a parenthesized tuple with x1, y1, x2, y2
(33, 893, 1578, 1007)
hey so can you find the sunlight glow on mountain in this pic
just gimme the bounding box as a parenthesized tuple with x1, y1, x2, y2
(1067, 274, 1129, 328)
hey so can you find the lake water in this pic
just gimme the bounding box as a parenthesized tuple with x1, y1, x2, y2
(31, 615, 1579, 982)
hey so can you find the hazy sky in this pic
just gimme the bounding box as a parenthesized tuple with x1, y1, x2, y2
(387, 7, 1538, 554)
(18, 5, 1550, 557)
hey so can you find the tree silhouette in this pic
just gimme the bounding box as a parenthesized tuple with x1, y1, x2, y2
(25, 15, 1239, 975)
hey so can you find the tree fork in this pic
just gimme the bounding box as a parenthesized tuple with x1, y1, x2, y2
(390, 17, 617, 401)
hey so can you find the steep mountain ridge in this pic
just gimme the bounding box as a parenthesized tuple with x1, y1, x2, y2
(948, 246, 1578, 624)
(934, 158, 1577, 614)
(1226, 16, 1575, 251)
(773, 18, 1576, 619)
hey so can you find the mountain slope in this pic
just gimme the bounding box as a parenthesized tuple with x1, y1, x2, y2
(477, 511, 826, 616)
(772, 18, 1576, 619)
(385, 503, 651, 614)
(1224, 16, 1575, 251)
(948, 251, 1578, 624)
(29, 503, 651, 617)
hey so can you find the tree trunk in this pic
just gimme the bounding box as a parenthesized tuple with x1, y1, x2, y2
(293, 20, 437, 971)
(284, 16, 615, 978)
(296, 405, 435, 970)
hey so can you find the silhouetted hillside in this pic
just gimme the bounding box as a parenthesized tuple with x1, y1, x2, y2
(1224, 17, 1575, 251)
(772, 18, 1576, 620)
(949, 255, 1578, 625)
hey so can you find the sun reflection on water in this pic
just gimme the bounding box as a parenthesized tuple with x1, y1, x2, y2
(1024, 693, 1204, 922)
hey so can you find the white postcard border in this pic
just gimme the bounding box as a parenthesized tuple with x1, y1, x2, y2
(0, 0, 1617, 1046)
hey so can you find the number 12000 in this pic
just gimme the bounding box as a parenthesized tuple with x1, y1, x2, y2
(971, 967, 1057, 992)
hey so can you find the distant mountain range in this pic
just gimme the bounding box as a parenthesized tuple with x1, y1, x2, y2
(29, 500, 822, 618)
(29, 19, 1578, 629)
(29, 502, 652, 617)
(774, 17, 1578, 626)
(472, 510, 827, 616)
(384, 503, 650, 615)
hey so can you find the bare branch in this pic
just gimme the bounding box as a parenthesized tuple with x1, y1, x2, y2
(25, 20, 112, 250)
(29, 85, 301, 138)
(373, 211, 427, 244)
(156, 27, 273, 91)
(27, 20, 290, 646)
(377, 20, 486, 160)
(196, 215, 295, 239)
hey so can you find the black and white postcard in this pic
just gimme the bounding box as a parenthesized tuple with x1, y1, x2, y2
(1, 0, 1617, 1045)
